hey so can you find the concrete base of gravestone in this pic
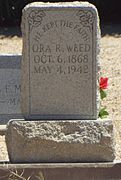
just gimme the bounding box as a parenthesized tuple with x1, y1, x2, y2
(0, 162, 121, 179)
(5, 119, 115, 163)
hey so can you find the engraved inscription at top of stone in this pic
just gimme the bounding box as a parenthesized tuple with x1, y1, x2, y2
(21, 2, 100, 120)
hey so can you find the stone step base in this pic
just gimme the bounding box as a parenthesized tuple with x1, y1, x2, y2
(6, 119, 115, 163)
(0, 162, 121, 180)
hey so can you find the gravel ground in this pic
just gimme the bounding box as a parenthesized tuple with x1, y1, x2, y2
(0, 24, 121, 161)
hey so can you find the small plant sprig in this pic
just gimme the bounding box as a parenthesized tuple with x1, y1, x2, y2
(98, 77, 109, 119)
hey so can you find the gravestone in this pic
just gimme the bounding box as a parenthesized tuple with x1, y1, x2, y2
(6, 2, 115, 163)
(21, 2, 100, 120)
(0, 55, 23, 124)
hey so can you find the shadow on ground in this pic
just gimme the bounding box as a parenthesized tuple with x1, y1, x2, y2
(101, 23, 121, 37)
(0, 27, 22, 38)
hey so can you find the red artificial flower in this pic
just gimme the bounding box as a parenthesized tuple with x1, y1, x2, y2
(100, 77, 108, 89)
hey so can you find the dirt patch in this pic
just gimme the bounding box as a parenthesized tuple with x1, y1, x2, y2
(100, 34, 121, 160)
(0, 136, 8, 161)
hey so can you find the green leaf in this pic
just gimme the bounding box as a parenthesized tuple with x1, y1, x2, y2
(99, 107, 109, 119)
(100, 89, 107, 99)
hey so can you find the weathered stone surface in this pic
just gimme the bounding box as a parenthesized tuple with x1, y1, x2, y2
(0, 55, 23, 124)
(6, 119, 115, 163)
(21, 2, 100, 120)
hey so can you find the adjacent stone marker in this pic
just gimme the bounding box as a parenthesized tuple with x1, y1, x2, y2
(0, 55, 23, 124)
(21, 2, 100, 120)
